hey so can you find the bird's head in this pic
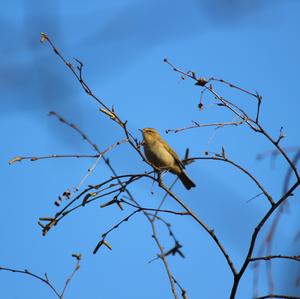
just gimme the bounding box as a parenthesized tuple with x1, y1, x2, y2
(140, 128, 161, 141)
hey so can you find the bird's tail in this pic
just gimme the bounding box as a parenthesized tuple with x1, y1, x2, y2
(178, 171, 196, 190)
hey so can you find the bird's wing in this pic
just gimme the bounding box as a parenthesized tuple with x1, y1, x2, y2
(163, 142, 185, 169)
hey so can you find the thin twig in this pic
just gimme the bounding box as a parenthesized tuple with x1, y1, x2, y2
(172, 276, 188, 299)
(0, 267, 61, 298)
(74, 138, 128, 191)
(150, 220, 179, 299)
(186, 154, 274, 206)
(8, 154, 98, 164)
(120, 199, 189, 216)
(49, 111, 101, 153)
(60, 254, 81, 298)
(0, 254, 82, 299)
(151, 177, 179, 221)
(250, 255, 300, 262)
(93, 209, 141, 254)
(256, 295, 300, 299)
(165, 120, 244, 134)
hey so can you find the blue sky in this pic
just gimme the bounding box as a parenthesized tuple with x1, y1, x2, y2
(1, 1, 300, 298)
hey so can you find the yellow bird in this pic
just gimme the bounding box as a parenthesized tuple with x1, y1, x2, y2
(141, 128, 196, 190)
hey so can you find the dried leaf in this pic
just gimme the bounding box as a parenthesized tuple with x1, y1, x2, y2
(195, 77, 208, 87)
(100, 198, 117, 208)
(99, 108, 116, 120)
(103, 240, 113, 250)
(8, 156, 22, 165)
(40, 32, 48, 43)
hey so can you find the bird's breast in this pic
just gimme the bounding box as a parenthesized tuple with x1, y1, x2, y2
(144, 140, 174, 169)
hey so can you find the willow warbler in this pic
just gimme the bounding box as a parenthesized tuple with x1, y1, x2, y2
(141, 128, 196, 190)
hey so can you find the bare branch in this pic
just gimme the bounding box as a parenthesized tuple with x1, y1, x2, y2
(0, 254, 82, 299)
(32, 38, 299, 299)
(229, 180, 299, 298)
(165, 59, 300, 184)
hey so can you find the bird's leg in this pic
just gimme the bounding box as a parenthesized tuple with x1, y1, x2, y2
(157, 170, 168, 186)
